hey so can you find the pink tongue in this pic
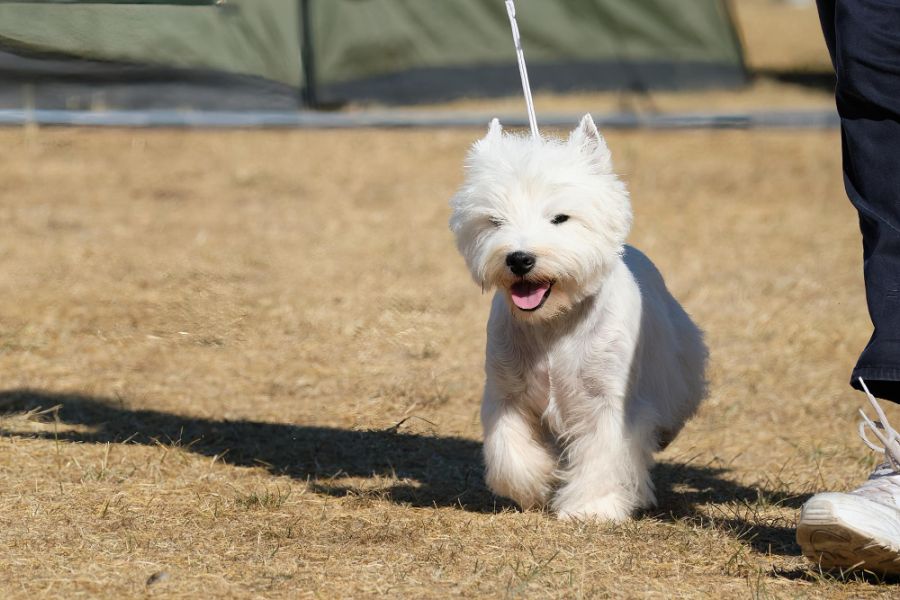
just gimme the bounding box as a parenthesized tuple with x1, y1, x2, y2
(510, 282, 550, 310)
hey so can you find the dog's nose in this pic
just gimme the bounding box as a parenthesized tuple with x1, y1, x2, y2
(506, 251, 536, 276)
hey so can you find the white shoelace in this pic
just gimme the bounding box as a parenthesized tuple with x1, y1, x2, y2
(858, 378, 900, 472)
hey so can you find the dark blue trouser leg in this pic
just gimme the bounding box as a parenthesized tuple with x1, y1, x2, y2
(816, 0, 900, 402)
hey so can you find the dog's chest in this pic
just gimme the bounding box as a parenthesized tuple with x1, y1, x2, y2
(519, 347, 585, 431)
(520, 355, 552, 415)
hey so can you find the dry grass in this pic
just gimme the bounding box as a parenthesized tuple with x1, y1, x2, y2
(732, 0, 833, 73)
(0, 125, 897, 598)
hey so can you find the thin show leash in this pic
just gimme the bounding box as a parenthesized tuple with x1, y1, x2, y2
(504, 0, 540, 139)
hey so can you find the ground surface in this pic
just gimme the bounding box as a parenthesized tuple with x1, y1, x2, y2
(1, 125, 897, 599)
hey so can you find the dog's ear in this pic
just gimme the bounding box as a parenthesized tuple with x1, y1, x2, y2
(485, 118, 503, 143)
(568, 114, 613, 172)
(472, 118, 503, 155)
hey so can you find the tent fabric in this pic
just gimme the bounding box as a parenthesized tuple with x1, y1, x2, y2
(0, 0, 301, 84)
(313, 1, 742, 84)
(311, 0, 745, 103)
(0, 0, 745, 110)
(0, 48, 301, 111)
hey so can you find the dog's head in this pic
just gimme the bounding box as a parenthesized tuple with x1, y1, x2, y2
(449, 114, 631, 322)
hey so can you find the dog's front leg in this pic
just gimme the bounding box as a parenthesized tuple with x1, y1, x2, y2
(481, 385, 556, 510)
(551, 402, 655, 522)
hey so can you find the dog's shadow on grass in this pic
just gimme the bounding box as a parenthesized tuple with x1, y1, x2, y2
(1, 388, 806, 554)
(648, 461, 809, 557)
(0, 388, 507, 511)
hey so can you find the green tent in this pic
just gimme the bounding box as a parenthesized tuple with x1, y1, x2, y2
(0, 0, 745, 110)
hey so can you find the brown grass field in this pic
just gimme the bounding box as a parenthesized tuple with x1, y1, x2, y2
(2, 125, 896, 599)
(3, 2, 899, 599)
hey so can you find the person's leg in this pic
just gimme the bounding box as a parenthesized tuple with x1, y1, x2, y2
(829, 0, 900, 401)
(797, 0, 900, 575)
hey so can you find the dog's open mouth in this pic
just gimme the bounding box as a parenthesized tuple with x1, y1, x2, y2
(509, 281, 552, 311)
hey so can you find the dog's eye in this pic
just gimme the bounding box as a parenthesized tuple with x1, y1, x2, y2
(488, 217, 504, 228)
(550, 214, 570, 225)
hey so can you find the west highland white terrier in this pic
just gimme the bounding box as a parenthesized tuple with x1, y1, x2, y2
(449, 114, 708, 521)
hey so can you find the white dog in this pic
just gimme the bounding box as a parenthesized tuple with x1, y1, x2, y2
(449, 115, 708, 521)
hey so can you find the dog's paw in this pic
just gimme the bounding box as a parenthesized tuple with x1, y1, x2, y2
(555, 493, 634, 523)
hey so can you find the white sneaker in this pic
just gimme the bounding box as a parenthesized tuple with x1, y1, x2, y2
(797, 379, 900, 575)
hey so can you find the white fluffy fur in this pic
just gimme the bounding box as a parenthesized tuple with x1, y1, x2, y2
(449, 115, 708, 521)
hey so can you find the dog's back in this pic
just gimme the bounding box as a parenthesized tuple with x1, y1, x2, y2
(623, 245, 708, 448)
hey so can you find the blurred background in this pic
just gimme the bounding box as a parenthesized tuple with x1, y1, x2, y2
(0, 0, 833, 125)
(4, 2, 879, 597)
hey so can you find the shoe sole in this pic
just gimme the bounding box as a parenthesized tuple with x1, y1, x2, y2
(797, 492, 900, 575)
